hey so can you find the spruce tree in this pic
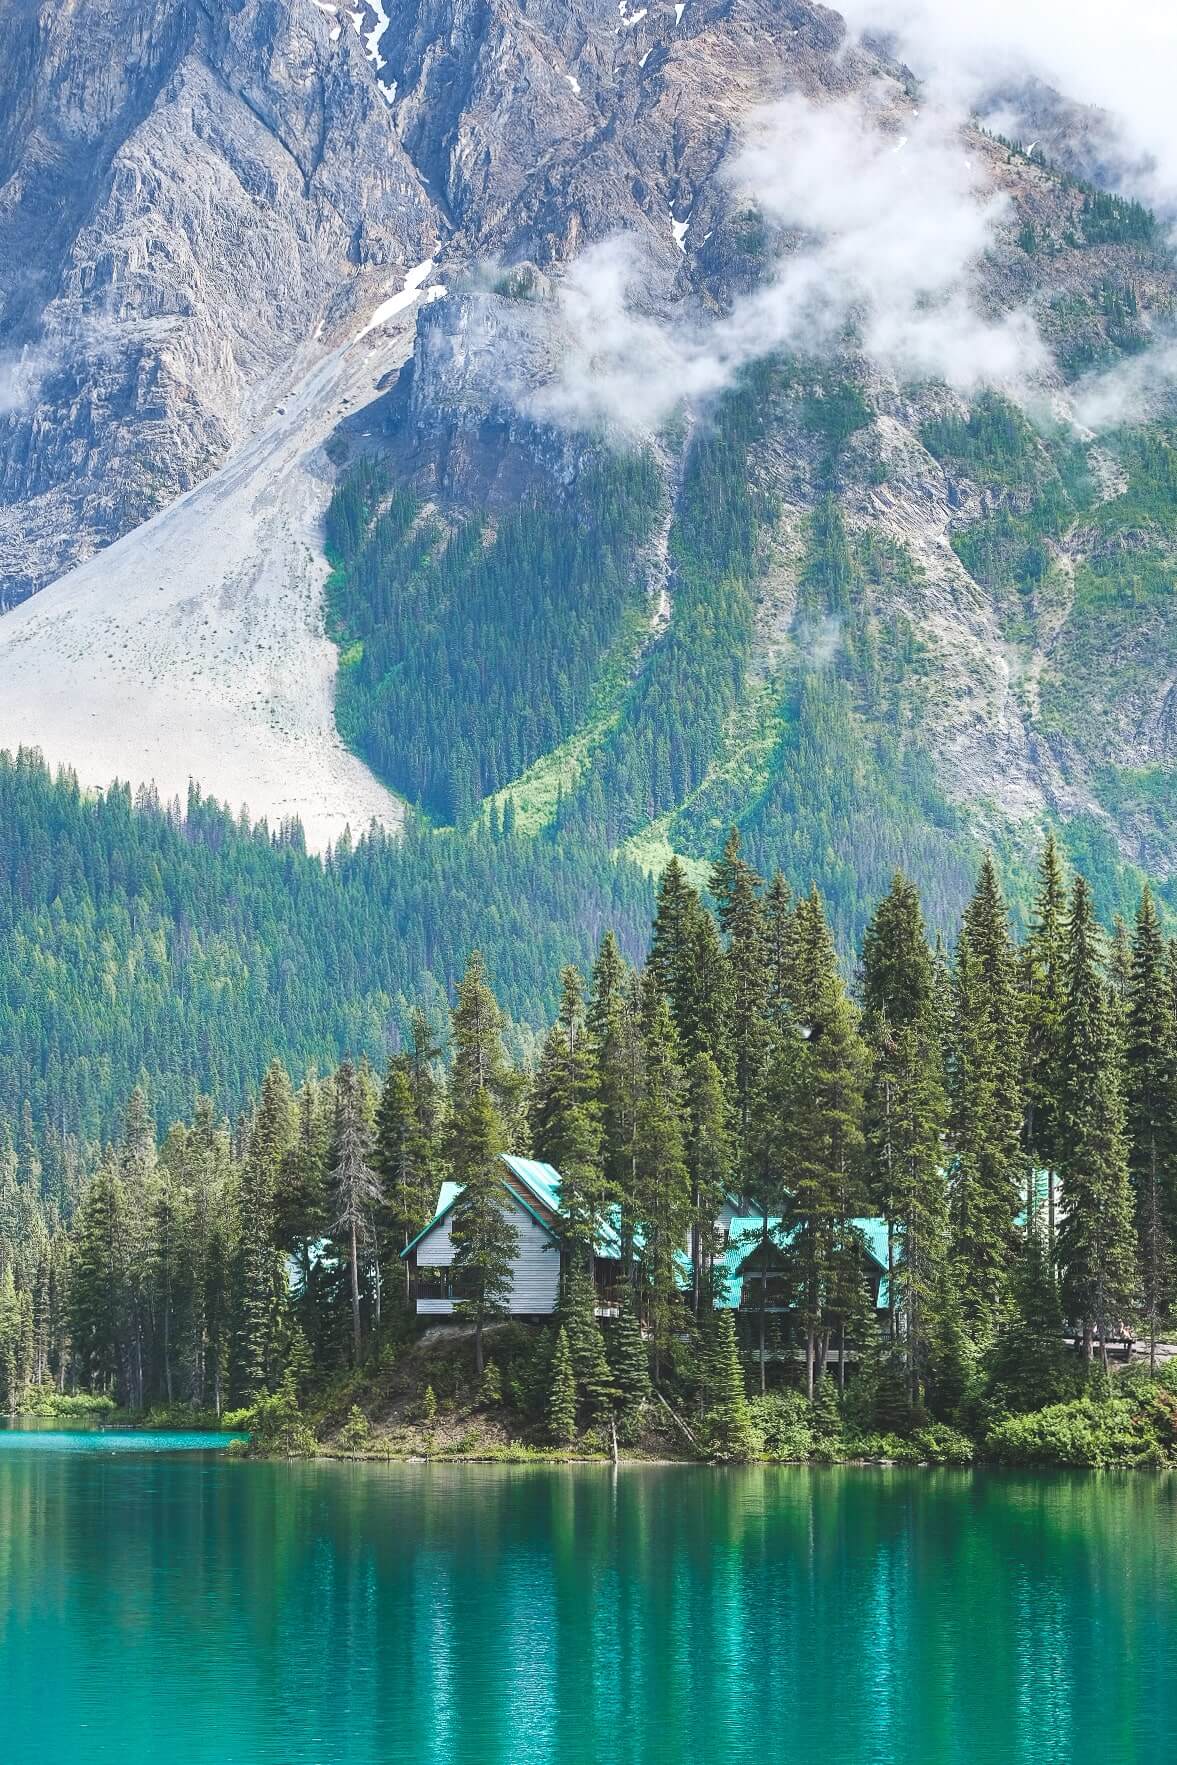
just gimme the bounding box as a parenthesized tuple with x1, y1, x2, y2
(448, 1088, 518, 1376)
(451, 951, 520, 1125)
(374, 1059, 435, 1304)
(607, 1295, 652, 1439)
(587, 933, 636, 1198)
(119, 1086, 156, 1411)
(1057, 876, 1138, 1369)
(588, 938, 643, 1278)
(529, 967, 606, 1266)
(686, 1052, 731, 1313)
(650, 859, 731, 1068)
(276, 1078, 330, 1287)
(69, 1153, 129, 1399)
(1125, 887, 1177, 1372)
(702, 1309, 755, 1461)
(784, 897, 868, 1397)
(149, 1165, 183, 1406)
(647, 858, 698, 1028)
(634, 972, 691, 1379)
(763, 871, 797, 1032)
(1021, 831, 1067, 1243)
(747, 1026, 801, 1393)
(949, 860, 1024, 1345)
(0, 1265, 27, 1413)
(548, 1325, 577, 1446)
(862, 872, 949, 1402)
(560, 1267, 617, 1424)
(237, 1060, 296, 1398)
(989, 1221, 1071, 1413)
(330, 1061, 384, 1363)
(710, 828, 765, 1146)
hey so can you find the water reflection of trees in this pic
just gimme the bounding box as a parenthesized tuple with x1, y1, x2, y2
(3, 1461, 1177, 1763)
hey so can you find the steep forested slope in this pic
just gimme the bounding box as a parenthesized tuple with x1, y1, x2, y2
(3, 0, 1177, 1153)
(0, 753, 651, 1142)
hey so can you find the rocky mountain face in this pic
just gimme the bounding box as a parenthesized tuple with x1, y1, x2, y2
(1, 0, 1176, 893)
(0, 0, 878, 605)
(0, 0, 436, 606)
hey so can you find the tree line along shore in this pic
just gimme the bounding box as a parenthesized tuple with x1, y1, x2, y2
(5, 829, 1177, 1469)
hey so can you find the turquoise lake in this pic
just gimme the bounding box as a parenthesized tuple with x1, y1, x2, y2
(1, 1434, 1176, 1765)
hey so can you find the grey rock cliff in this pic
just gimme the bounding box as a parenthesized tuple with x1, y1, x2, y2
(0, 0, 437, 606)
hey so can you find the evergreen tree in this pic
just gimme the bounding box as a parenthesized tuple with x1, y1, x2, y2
(560, 1267, 617, 1424)
(949, 861, 1024, 1345)
(69, 1153, 129, 1399)
(374, 1059, 436, 1303)
(529, 967, 606, 1266)
(276, 1078, 330, 1288)
(862, 872, 950, 1402)
(1021, 831, 1068, 1243)
(988, 1221, 1072, 1413)
(450, 951, 520, 1127)
(782, 892, 868, 1397)
(149, 1163, 184, 1406)
(710, 828, 766, 1149)
(237, 1060, 296, 1397)
(0, 1265, 29, 1413)
(1125, 887, 1177, 1371)
(762, 871, 797, 1032)
(330, 1061, 384, 1363)
(607, 1295, 652, 1439)
(686, 1053, 731, 1313)
(448, 1089, 518, 1376)
(633, 973, 691, 1379)
(647, 859, 699, 1029)
(701, 1309, 755, 1461)
(746, 1024, 801, 1393)
(1057, 876, 1138, 1368)
(547, 1325, 577, 1446)
(587, 935, 641, 1275)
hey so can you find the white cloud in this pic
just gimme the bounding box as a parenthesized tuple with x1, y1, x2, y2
(726, 94, 1046, 389)
(531, 92, 1048, 438)
(837, 0, 1177, 207)
(0, 348, 45, 417)
(1072, 340, 1177, 431)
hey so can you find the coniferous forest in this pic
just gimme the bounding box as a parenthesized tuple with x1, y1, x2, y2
(5, 822, 1177, 1468)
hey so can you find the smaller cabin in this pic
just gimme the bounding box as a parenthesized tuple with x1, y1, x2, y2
(718, 1215, 890, 1367)
(401, 1157, 565, 1317)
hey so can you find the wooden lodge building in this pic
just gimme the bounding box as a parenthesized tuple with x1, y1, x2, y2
(400, 1155, 891, 1365)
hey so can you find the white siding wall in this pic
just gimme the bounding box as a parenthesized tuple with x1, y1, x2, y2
(509, 1209, 561, 1314)
(417, 1210, 458, 1268)
(414, 1196, 561, 1315)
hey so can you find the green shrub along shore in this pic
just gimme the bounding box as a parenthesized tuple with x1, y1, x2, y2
(232, 1316, 1177, 1471)
(6, 829, 1177, 1477)
(14, 1342, 1177, 1470)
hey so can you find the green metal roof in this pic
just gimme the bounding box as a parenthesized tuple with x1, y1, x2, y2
(399, 1163, 561, 1260)
(501, 1156, 563, 1213)
(402, 1157, 892, 1311)
(712, 1216, 890, 1308)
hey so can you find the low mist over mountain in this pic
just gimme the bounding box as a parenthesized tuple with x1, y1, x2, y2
(2, 0, 1177, 915)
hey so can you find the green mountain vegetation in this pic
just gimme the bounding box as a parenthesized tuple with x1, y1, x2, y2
(326, 452, 661, 824)
(9, 379, 1177, 1154)
(326, 366, 1177, 958)
(0, 749, 651, 1145)
(5, 832, 1177, 1471)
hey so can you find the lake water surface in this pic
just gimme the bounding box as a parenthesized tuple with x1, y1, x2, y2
(1, 1432, 1175, 1764)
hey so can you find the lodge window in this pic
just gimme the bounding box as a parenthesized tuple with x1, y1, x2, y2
(414, 1266, 481, 1302)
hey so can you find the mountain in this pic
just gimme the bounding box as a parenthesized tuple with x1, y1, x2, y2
(0, 0, 435, 606)
(0, 0, 1176, 932)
